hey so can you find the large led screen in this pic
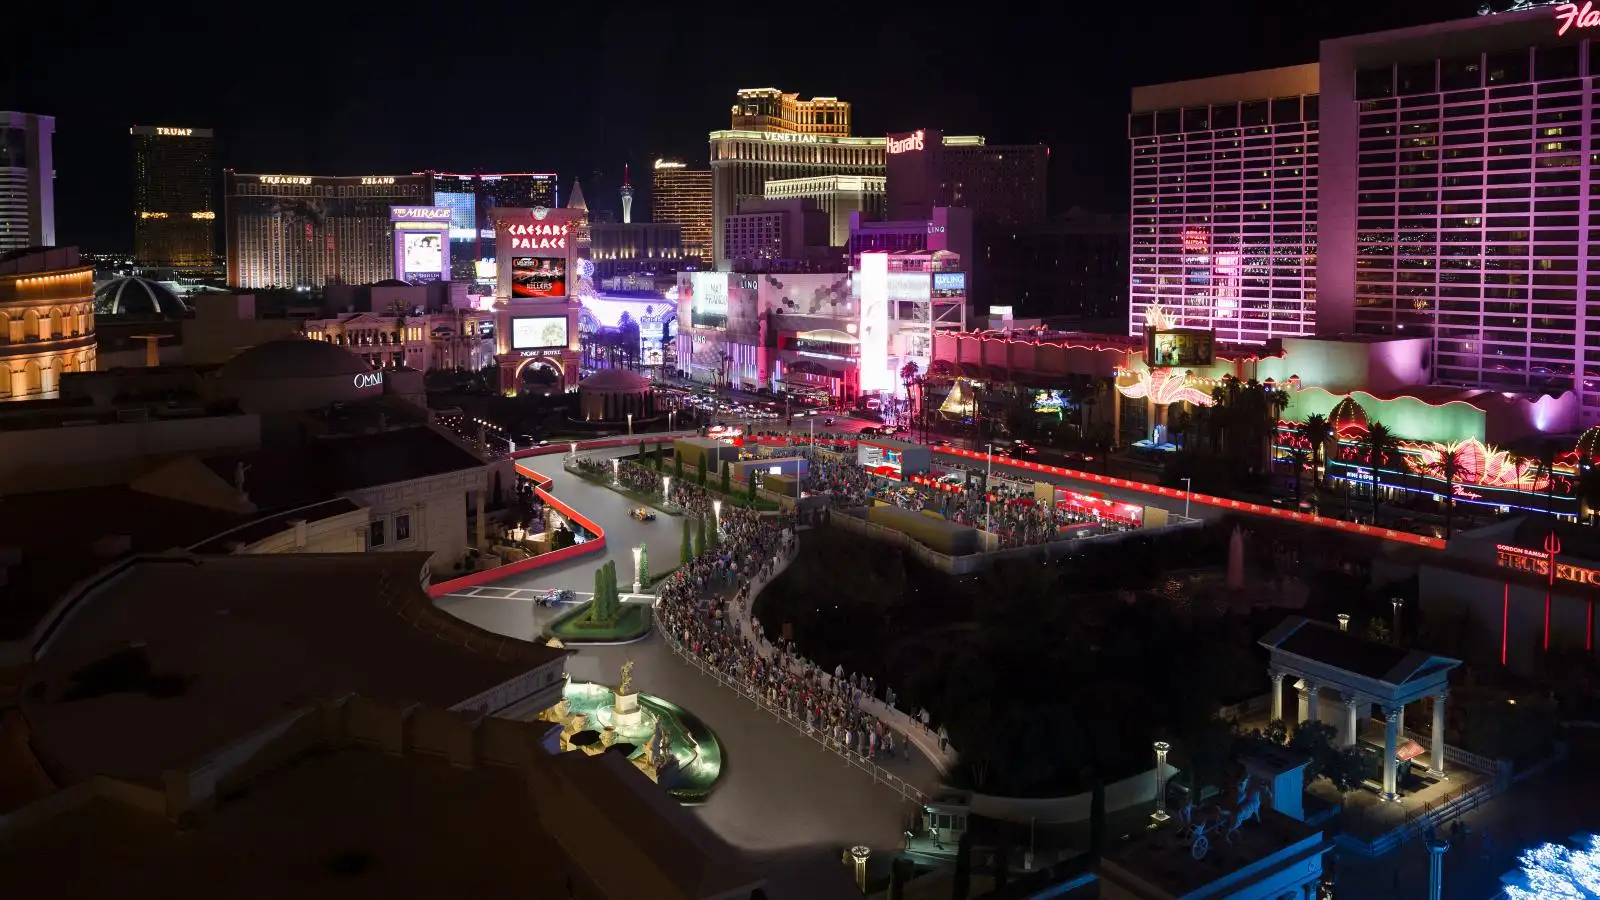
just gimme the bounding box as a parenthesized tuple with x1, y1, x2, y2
(402, 232, 444, 278)
(512, 316, 569, 350)
(511, 257, 567, 298)
(1146, 328, 1215, 368)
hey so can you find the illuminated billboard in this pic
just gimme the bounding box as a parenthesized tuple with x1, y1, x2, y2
(1146, 328, 1215, 368)
(858, 252, 892, 393)
(1033, 390, 1067, 413)
(402, 232, 444, 279)
(686, 272, 729, 328)
(512, 316, 569, 350)
(933, 272, 966, 293)
(511, 257, 567, 298)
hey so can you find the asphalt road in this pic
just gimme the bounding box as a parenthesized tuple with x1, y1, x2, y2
(433, 446, 942, 871)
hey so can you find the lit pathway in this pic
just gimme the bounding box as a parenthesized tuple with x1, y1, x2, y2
(432, 444, 944, 865)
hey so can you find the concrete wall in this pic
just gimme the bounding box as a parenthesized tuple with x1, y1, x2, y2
(1420, 566, 1595, 677)
(967, 764, 1175, 825)
(346, 466, 484, 569)
(243, 509, 370, 554)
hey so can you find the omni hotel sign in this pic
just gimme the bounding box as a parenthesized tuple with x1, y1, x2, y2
(1495, 542, 1600, 587)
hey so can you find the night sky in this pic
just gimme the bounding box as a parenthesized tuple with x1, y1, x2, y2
(4, 0, 1474, 252)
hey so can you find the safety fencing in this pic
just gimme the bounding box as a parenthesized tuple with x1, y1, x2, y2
(657, 540, 933, 805)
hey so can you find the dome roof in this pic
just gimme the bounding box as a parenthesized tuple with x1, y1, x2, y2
(371, 278, 410, 287)
(93, 276, 191, 318)
(1329, 395, 1369, 436)
(579, 369, 650, 392)
(222, 338, 373, 381)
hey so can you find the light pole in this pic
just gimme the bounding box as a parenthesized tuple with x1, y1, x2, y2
(712, 499, 722, 531)
(631, 545, 642, 595)
(662, 475, 672, 505)
(627, 412, 633, 435)
(1391, 597, 1404, 643)
(1181, 476, 1192, 520)
(985, 442, 994, 532)
(1152, 741, 1171, 822)
(611, 458, 620, 484)
(1337, 613, 1350, 632)
(569, 441, 577, 460)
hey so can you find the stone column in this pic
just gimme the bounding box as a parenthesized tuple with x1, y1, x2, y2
(1425, 834, 1450, 900)
(1296, 680, 1319, 725)
(476, 488, 488, 549)
(1381, 706, 1401, 802)
(1270, 670, 1285, 722)
(1428, 690, 1448, 779)
(1343, 696, 1361, 747)
(1306, 683, 1320, 725)
(1112, 390, 1122, 447)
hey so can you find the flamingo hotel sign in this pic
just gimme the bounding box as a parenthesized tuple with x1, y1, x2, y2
(1556, 2, 1600, 34)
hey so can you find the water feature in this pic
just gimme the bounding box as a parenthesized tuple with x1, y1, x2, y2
(554, 681, 725, 802)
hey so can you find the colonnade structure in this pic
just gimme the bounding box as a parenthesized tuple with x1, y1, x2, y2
(1259, 616, 1460, 803)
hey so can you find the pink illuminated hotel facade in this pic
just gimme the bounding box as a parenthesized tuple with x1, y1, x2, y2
(1129, 3, 1600, 425)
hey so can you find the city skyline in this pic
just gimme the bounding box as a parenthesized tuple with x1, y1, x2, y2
(5, 0, 1473, 253)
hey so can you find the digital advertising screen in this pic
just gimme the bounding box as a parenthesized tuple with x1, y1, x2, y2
(511, 257, 567, 298)
(933, 272, 966, 293)
(1033, 390, 1068, 413)
(687, 271, 729, 328)
(1146, 328, 1215, 368)
(402, 232, 444, 278)
(512, 316, 569, 350)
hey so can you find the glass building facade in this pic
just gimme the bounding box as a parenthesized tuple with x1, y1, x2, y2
(425, 172, 557, 288)
(131, 126, 215, 270)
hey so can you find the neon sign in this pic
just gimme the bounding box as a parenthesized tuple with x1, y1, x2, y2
(391, 207, 452, 221)
(362, 176, 396, 185)
(155, 127, 193, 137)
(1495, 542, 1600, 587)
(353, 372, 384, 390)
(504, 222, 569, 251)
(1556, 1, 1600, 35)
(260, 175, 312, 185)
(887, 130, 926, 154)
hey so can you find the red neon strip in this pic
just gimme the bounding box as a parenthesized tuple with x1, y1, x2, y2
(1546, 590, 1553, 651)
(1491, 582, 1504, 666)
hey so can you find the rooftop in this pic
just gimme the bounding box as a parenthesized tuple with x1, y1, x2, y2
(1099, 811, 1328, 899)
(21, 552, 563, 783)
(1259, 616, 1460, 686)
(0, 487, 245, 642)
(0, 746, 570, 899)
(203, 425, 484, 510)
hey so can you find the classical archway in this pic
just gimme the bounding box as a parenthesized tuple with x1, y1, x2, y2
(515, 356, 565, 393)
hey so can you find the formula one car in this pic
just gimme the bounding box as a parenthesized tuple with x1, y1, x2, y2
(629, 507, 657, 522)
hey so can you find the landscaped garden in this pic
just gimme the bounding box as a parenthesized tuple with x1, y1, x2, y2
(544, 560, 652, 642)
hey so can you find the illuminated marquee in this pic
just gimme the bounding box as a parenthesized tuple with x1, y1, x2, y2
(155, 127, 194, 137)
(504, 222, 569, 251)
(887, 130, 926, 155)
(391, 207, 452, 221)
(1495, 543, 1600, 587)
(260, 175, 312, 185)
(362, 176, 396, 185)
(1556, 1, 1600, 34)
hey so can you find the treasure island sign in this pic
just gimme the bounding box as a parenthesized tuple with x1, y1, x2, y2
(1496, 533, 1600, 587)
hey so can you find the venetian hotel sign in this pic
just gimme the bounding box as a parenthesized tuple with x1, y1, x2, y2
(504, 222, 569, 251)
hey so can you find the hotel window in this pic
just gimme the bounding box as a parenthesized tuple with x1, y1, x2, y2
(369, 519, 386, 548)
(396, 513, 411, 542)
(1486, 49, 1530, 85)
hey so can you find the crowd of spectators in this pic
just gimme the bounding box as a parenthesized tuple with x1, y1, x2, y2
(654, 505, 924, 764)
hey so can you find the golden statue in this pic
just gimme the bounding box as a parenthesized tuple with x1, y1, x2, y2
(619, 660, 635, 696)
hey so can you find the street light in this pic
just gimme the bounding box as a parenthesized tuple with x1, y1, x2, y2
(712, 499, 722, 531)
(627, 412, 633, 436)
(611, 458, 620, 484)
(985, 443, 994, 532)
(1337, 613, 1350, 632)
(1391, 597, 1404, 643)
(1152, 741, 1171, 822)
(1181, 476, 1192, 520)
(569, 441, 577, 460)
(662, 475, 672, 505)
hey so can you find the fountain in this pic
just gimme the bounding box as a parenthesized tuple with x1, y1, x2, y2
(1226, 526, 1245, 590)
(541, 662, 725, 802)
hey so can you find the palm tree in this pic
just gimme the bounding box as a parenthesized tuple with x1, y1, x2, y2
(1301, 413, 1333, 493)
(1289, 448, 1308, 503)
(1265, 385, 1291, 476)
(1428, 442, 1470, 538)
(1358, 421, 1400, 525)
(1536, 439, 1562, 519)
(900, 360, 920, 429)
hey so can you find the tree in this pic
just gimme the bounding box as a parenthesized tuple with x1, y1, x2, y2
(653, 443, 663, 471)
(1301, 413, 1333, 493)
(591, 566, 607, 623)
(674, 453, 684, 480)
(951, 832, 971, 900)
(695, 516, 707, 558)
(1288, 448, 1307, 503)
(696, 464, 706, 487)
(1357, 421, 1400, 525)
(747, 469, 759, 504)
(709, 515, 721, 552)
(1367, 617, 1391, 643)
(680, 518, 692, 565)
(1426, 442, 1470, 538)
(1536, 438, 1562, 518)
(721, 461, 731, 494)
(639, 543, 650, 586)
(1504, 836, 1600, 900)
(638, 440, 646, 460)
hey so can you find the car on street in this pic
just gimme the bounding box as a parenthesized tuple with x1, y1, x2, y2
(629, 507, 657, 522)
(859, 426, 881, 436)
(1008, 441, 1039, 458)
(823, 417, 836, 426)
(535, 589, 576, 607)
(930, 438, 953, 449)
(1061, 451, 1095, 466)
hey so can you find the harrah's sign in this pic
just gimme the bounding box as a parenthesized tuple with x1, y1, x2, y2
(1556, 2, 1600, 35)
(887, 130, 926, 155)
(504, 222, 569, 251)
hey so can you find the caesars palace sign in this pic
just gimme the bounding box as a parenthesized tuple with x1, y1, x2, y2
(504, 222, 569, 251)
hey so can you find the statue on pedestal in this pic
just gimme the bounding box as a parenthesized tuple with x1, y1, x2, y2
(619, 660, 634, 697)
